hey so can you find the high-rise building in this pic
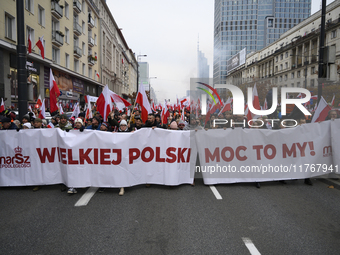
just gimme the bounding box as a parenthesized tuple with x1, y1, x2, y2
(197, 44, 210, 78)
(213, 0, 312, 85)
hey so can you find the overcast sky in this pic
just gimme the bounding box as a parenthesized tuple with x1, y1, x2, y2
(108, 0, 334, 103)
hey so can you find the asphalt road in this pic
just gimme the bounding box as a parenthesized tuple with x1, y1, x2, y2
(1, 178, 340, 255)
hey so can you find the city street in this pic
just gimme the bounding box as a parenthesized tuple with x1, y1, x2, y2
(1, 177, 339, 254)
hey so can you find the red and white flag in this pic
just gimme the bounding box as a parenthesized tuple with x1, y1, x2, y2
(84, 95, 92, 120)
(28, 33, 32, 53)
(47, 122, 54, 128)
(330, 94, 335, 107)
(0, 98, 5, 112)
(59, 102, 64, 114)
(135, 83, 152, 123)
(311, 96, 332, 123)
(263, 98, 268, 110)
(97, 85, 131, 121)
(36, 36, 44, 59)
(244, 103, 252, 121)
(251, 83, 261, 117)
(181, 107, 185, 121)
(38, 99, 46, 119)
(49, 69, 60, 113)
(161, 100, 170, 124)
(71, 102, 80, 118)
(96, 72, 100, 78)
(180, 97, 189, 108)
(218, 97, 232, 116)
(37, 94, 42, 107)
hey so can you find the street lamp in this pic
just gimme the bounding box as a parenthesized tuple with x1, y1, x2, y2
(136, 54, 147, 92)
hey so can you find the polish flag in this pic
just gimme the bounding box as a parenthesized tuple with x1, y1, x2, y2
(161, 100, 170, 124)
(37, 94, 43, 107)
(263, 98, 268, 110)
(85, 96, 92, 120)
(311, 96, 332, 123)
(38, 99, 46, 119)
(36, 36, 44, 59)
(47, 122, 54, 128)
(181, 107, 185, 121)
(0, 98, 5, 112)
(330, 94, 335, 107)
(49, 69, 60, 113)
(59, 102, 64, 114)
(96, 72, 100, 78)
(97, 85, 131, 121)
(135, 83, 152, 123)
(218, 97, 232, 116)
(251, 83, 261, 116)
(244, 103, 252, 122)
(180, 97, 189, 108)
(28, 33, 32, 53)
(71, 102, 80, 118)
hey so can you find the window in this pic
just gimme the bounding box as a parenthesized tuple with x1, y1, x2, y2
(82, 0, 85, 13)
(285, 52, 288, 58)
(93, 87, 95, 94)
(25, 0, 34, 13)
(74, 59, 79, 72)
(65, 2, 69, 18)
(94, 16, 97, 27)
(291, 83, 294, 87)
(52, 18, 60, 32)
(88, 67, 92, 78)
(297, 82, 300, 87)
(280, 64, 283, 71)
(279, 76, 282, 82)
(52, 47, 60, 64)
(331, 30, 337, 39)
(82, 42, 85, 55)
(291, 72, 294, 79)
(5, 13, 16, 41)
(82, 21, 85, 34)
(38, 5, 45, 26)
(311, 66, 315, 74)
(87, 86, 89, 92)
(275, 56, 278, 62)
(297, 71, 301, 78)
(94, 34, 97, 45)
(65, 53, 70, 68)
(65, 27, 69, 43)
(284, 74, 287, 81)
(280, 54, 283, 60)
(82, 63, 85, 75)
(311, 79, 315, 87)
(285, 62, 288, 69)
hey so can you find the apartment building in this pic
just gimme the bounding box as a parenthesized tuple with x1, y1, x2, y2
(226, 0, 340, 93)
(98, 0, 137, 99)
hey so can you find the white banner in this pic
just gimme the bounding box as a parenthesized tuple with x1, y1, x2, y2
(195, 121, 338, 184)
(0, 129, 196, 187)
(331, 119, 340, 175)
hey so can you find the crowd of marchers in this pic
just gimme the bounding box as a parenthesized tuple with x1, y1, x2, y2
(0, 104, 339, 193)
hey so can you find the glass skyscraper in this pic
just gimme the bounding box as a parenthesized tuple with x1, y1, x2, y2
(213, 0, 311, 84)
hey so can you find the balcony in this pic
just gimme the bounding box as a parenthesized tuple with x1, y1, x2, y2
(88, 36, 94, 47)
(73, 0, 81, 13)
(74, 46, 82, 58)
(73, 21, 82, 36)
(88, 15, 94, 28)
(52, 30, 64, 46)
(88, 56, 95, 66)
(51, 1, 63, 19)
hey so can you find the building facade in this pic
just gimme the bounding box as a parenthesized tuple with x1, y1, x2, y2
(213, 0, 312, 85)
(0, 0, 138, 110)
(98, 0, 137, 99)
(226, 0, 340, 100)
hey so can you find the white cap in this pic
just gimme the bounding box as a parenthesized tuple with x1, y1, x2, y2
(23, 123, 31, 129)
(120, 120, 127, 126)
(74, 118, 83, 125)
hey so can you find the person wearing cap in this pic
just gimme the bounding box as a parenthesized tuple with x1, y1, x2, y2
(55, 114, 72, 131)
(0, 117, 17, 130)
(33, 118, 44, 129)
(177, 120, 186, 130)
(78, 112, 85, 123)
(184, 114, 203, 130)
(73, 118, 85, 130)
(86, 116, 101, 130)
(100, 122, 111, 131)
(22, 123, 32, 129)
(169, 121, 178, 130)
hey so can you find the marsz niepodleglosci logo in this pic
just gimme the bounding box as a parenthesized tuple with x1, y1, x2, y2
(0, 146, 31, 168)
